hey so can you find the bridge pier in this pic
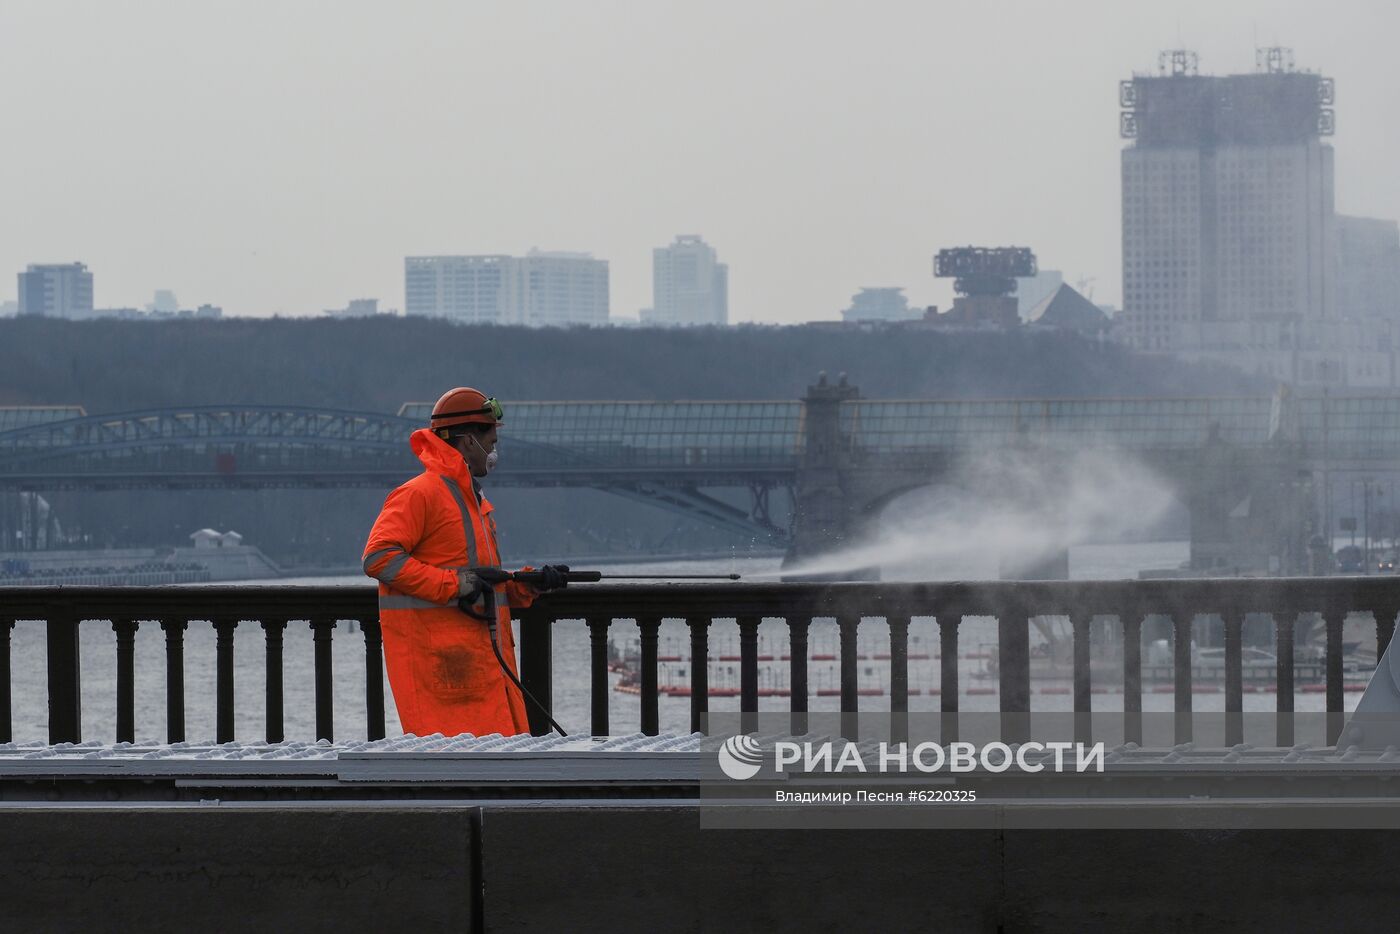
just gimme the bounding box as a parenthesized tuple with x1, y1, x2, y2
(784, 373, 877, 579)
(1183, 430, 1314, 576)
(781, 381, 1321, 582)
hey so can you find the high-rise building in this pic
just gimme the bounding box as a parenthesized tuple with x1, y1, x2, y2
(518, 250, 610, 327)
(404, 251, 609, 326)
(405, 255, 515, 323)
(1335, 215, 1400, 319)
(1116, 49, 1400, 386)
(17, 263, 93, 318)
(645, 235, 728, 326)
(1117, 49, 1335, 354)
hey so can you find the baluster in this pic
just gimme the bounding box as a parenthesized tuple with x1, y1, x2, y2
(160, 619, 187, 744)
(688, 617, 709, 734)
(1325, 609, 1344, 746)
(1000, 610, 1031, 745)
(939, 616, 960, 744)
(739, 615, 760, 734)
(311, 618, 335, 743)
(789, 617, 810, 735)
(1072, 615, 1091, 745)
(46, 611, 81, 744)
(1223, 611, 1244, 747)
(638, 615, 661, 736)
(1275, 612, 1295, 748)
(889, 615, 911, 746)
(362, 618, 385, 741)
(113, 618, 139, 744)
(588, 617, 610, 736)
(262, 620, 286, 744)
(1377, 605, 1397, 664)
(518, 610, 554, 736)
(1, 620, 11, 744)
(839, 615, 860, 740)
(1123, 615, 1143, 746)
(1173, 614, 1193, 745)
(213, 617, 238, 744)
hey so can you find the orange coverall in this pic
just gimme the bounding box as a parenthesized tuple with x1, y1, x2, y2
(362, 428, 536, 736)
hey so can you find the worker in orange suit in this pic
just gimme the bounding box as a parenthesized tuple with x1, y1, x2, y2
(362, 387, 568, 736)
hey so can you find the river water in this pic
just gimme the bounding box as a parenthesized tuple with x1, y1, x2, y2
(4, 540, 1370, 744)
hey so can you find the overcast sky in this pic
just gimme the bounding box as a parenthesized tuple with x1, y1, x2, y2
(3, 0, 1397, 322)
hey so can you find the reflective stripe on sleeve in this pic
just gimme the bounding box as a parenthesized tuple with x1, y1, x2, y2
(379, 552, 411, 585)
(363, 546, 402, 576)
(440, 476, 480, 567)
(378, 594, 448, 610)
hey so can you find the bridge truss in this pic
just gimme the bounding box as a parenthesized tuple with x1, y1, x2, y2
(10, 394, 1400, 554)
(0, 406, 795, 545)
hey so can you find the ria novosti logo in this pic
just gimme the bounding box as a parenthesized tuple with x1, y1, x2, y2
(717, 735, 764, 780)
(714, 737, 1106, 781)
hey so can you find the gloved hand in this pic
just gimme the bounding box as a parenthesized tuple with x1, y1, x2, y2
(457, 569, 485, 601)
(536, 564, 570, 592)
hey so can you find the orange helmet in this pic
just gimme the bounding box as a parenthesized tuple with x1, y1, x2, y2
(429, 387, 503, 431)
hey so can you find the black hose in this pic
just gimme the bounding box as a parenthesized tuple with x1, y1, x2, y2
(460, 589, 570, 736)
(486, 619, 569, 737)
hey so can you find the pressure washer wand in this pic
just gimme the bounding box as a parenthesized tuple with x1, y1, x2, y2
(459, 567, 741, 737)
(594, 573, 742, 580)
(475, 568, 741, 585)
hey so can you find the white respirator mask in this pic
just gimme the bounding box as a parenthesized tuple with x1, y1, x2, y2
(470, 433, 498, 473)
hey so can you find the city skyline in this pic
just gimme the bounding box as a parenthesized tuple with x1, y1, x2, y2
(3, 1, 1398, 322)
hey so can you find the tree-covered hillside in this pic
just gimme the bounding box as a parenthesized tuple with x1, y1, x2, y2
(0, 317, 1268, 412)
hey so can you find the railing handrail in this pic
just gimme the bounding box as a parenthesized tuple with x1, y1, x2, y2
(3, 577, 1396, 749)
(5, 576, 1396, 623)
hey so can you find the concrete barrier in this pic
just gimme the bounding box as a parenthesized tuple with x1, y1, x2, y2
(0, 809, 474, 933)
(5, 805, 1400, 931)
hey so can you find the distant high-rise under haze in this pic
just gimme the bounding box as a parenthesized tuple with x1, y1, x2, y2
(645, 235, 728, 327)
(404, 251, 609, 327)
(17, 263, 93, 319)
(1118, 48, 1400, 387)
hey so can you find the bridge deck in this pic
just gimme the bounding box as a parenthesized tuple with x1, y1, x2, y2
(5, 742, 1398, 932)
(3, 734, 1397, 804)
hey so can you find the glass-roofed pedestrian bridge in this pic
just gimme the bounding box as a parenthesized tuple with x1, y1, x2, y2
(4, 393, 1399, 552)
(0, 406, 86, 433)
(0, 395, 1399, 492)
(397, 395, 1400, 466)
(398, 401, 805, 470)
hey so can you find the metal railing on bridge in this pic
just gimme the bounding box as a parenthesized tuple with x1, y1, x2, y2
(2, 578, 1395, 749)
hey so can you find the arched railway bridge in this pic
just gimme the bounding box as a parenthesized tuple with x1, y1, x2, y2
(5, 380, 1400, 571)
